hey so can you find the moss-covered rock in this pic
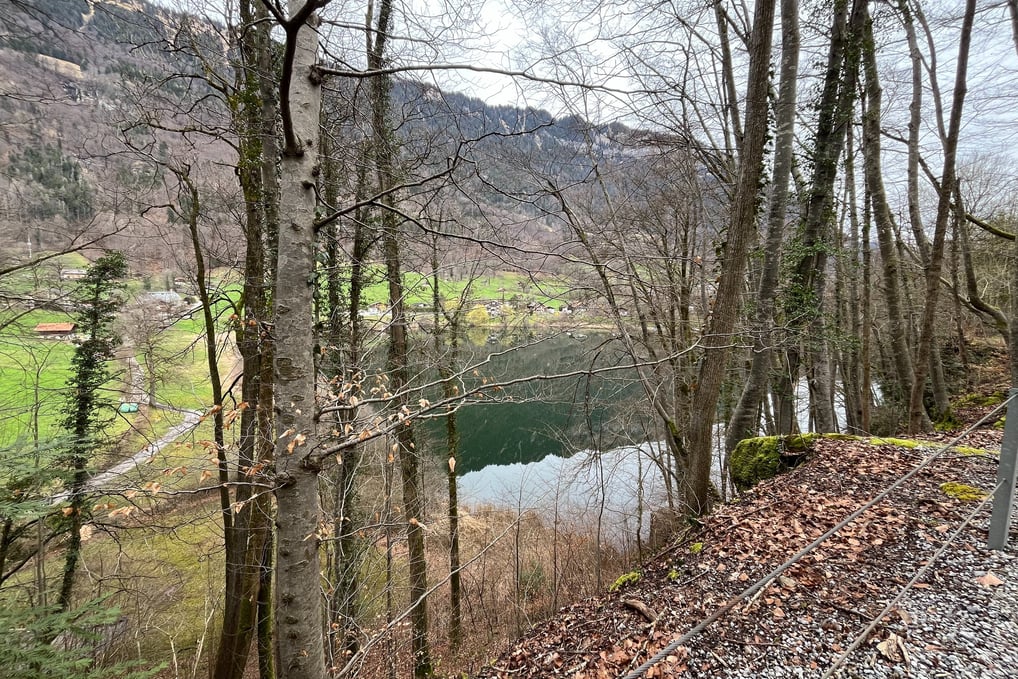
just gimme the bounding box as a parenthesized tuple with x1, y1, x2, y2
(729, 434, 817, 492)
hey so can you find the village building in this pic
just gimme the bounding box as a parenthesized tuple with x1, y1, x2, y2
(34, 322, 76, 337)
(141, 290, 184, 306)
(138, 291, 187, 321)
(59, 268, 88, 281)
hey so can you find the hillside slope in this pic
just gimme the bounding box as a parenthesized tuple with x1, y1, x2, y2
(477, 416, 1017, 678)
(1, 0, 670, 262)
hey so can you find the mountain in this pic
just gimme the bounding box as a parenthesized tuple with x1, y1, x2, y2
(0, 0, 675, 272)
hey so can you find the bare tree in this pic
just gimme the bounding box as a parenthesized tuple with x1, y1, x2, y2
(907, 0, 976, 433)
(859, 3, 916, 416)
(682, 0, 775, 512)
(725, 0, 800, 452)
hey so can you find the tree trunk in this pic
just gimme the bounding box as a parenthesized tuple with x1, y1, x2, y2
(907, 0, 975, 433)
(685, 0, 775, 513)
(384, 228, 432, 676)
(1005, 0, 1018, 384)
(714, 1, 743, 156)
(254, 6, 279, 674)
(839, 120, 866, 433)
(431, 238, 463, 650)
(320, 109, 365, 667)
(212, 4, 279, 675)
(859, 8, 916, 410)
(899, 0, 930, 266)
(783, 0, 864, 435)
(272, 3, 326, 678)
(367, 0, 432, 670)
(956, 186, 1009, 344)
(860, 186, 873, 433)
(725, 0, 799, 453)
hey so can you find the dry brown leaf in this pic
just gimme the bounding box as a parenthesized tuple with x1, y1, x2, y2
(976, 572, 1004, 588)
(877, 632, 905, 662)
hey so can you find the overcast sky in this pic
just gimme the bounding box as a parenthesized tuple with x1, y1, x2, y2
(157, 0, 1018, 204)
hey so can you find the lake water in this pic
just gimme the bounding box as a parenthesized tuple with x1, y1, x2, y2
(421, 333, 831, 545)
(420, 333, 670, 544)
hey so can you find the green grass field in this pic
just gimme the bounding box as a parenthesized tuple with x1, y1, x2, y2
(0, 296, 235, 450)
(0, 251, 90, 297)
(0, 331, 77, 445)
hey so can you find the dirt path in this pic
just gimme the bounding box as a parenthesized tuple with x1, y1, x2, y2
(87, 407, 202, 491)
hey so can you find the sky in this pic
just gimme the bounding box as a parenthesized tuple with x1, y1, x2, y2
(150, 0, 1018, 197)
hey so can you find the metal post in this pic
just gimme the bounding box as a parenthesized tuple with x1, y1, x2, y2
(989, 388, 1018, 550)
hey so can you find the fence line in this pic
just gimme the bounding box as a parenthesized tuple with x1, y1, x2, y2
(821, 478, 1004, 678)
(619, 394, 1017, 679)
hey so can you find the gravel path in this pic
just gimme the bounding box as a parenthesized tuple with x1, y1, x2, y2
(477, 430, 1018, 678)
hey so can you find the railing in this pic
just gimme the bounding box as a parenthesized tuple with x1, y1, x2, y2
(988, 388, 1018, 549)
(620, 393, 1017, 679)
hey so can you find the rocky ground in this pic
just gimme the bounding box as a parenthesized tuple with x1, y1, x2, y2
(476, 414, 1018, 678)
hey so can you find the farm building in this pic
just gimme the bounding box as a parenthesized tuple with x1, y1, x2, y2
(59, 268, 87, 281)
(34, 322, 76, 337)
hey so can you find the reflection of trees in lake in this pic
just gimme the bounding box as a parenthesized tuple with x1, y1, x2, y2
(419, 333, 647, 474)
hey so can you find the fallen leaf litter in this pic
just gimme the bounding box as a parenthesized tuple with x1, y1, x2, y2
(478, 429, 1018, 678)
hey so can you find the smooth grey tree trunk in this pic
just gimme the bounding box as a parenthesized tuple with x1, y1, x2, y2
(271, 3, 327, 679)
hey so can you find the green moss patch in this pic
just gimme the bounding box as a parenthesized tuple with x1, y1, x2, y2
(939, 482, 988, 502)
(609, 570, 641, 592)
(866, 437, 920, 448)
(952, 446, 994, 457)
(934, 411, 963, 432)
(953, 391, 1006, 409)
(729, 434, 817, 492)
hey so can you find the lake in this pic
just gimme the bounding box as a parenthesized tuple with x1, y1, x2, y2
(419, 332, 670, 545)
(419, 331, 832, 545)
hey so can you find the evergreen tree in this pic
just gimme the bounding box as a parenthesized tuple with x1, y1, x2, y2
(57, 251, 127, 612)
